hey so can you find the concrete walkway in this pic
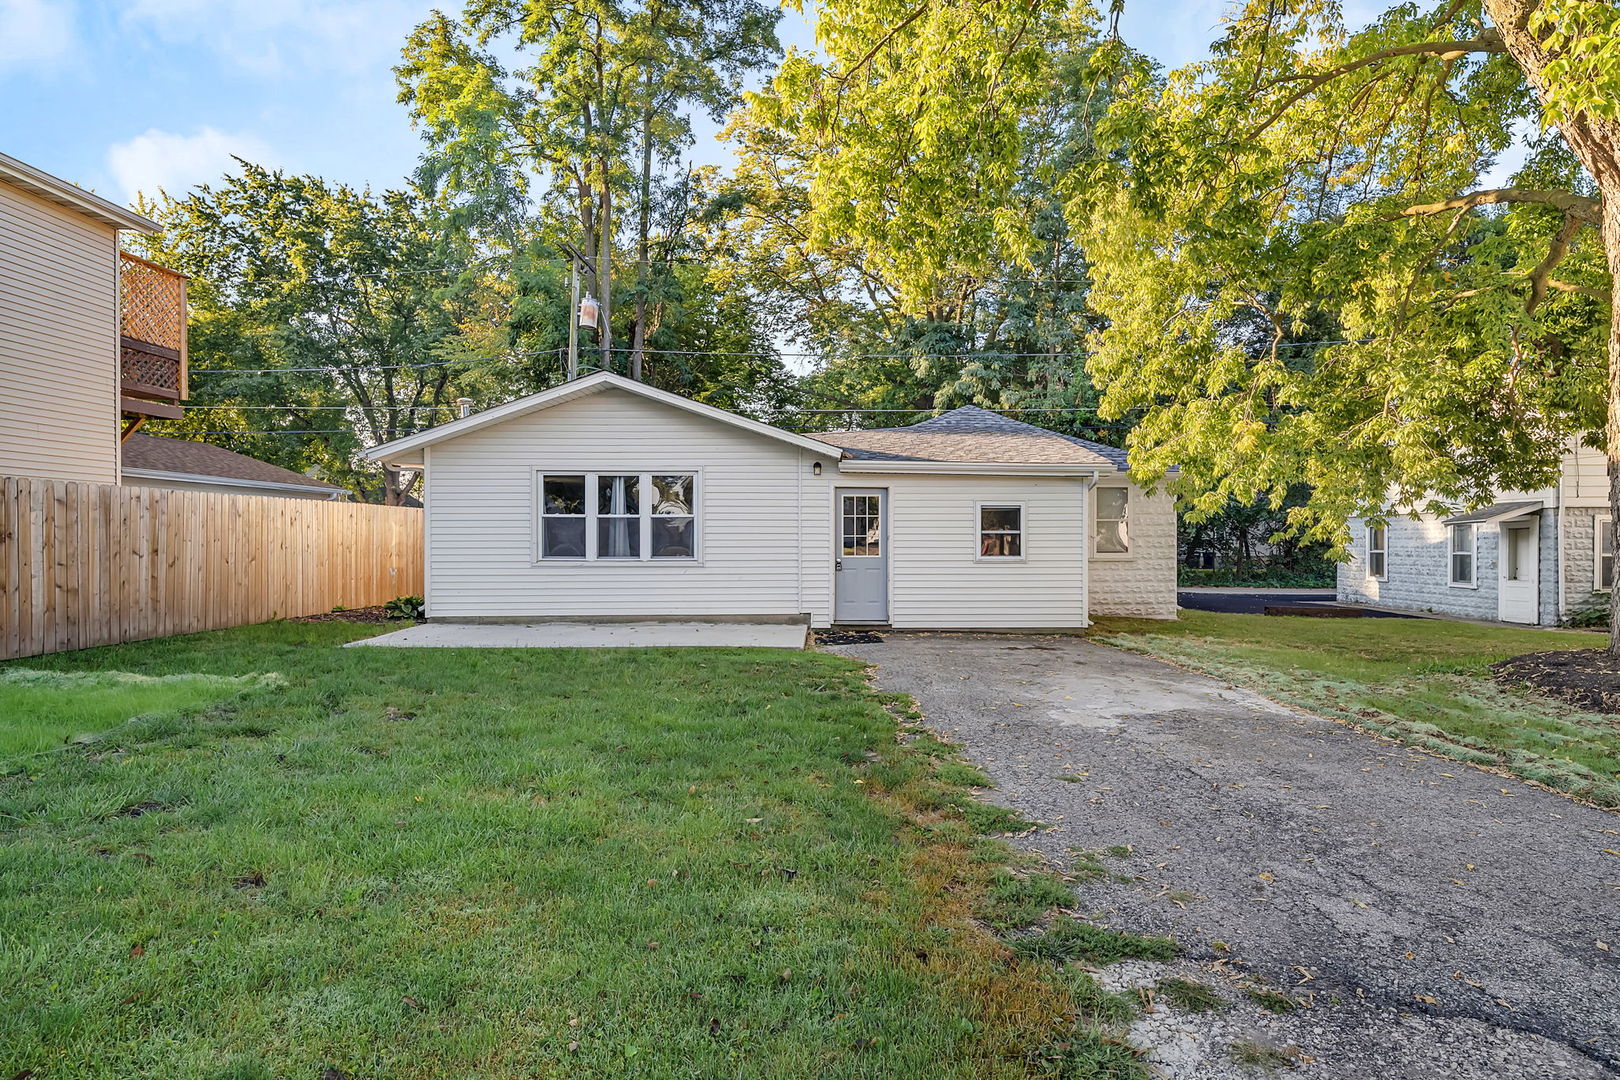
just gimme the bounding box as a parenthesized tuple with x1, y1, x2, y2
(349, 621, 808, 649)
(827, 631, 1620, 1080)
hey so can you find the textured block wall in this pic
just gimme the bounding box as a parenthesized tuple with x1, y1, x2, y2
(1089, 485, 1178, 619)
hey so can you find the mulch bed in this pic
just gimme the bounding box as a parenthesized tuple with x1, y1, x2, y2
(815, 630, 885, 646)
(289, 606, 404, 625)
(1491, 649, 1620, 715)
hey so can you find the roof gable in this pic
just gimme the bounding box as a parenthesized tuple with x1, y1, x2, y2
(811, 405, 1126, 470)
(364, 372, 844, 465)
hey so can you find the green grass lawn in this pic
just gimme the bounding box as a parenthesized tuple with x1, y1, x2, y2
(0, 622, 1150, 1080)
(1093, 611, 1620, 807)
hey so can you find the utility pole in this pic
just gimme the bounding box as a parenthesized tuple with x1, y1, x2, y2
(566, 259, 580, 381)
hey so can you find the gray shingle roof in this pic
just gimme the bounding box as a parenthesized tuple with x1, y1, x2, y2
(810, 405, 1127, 469)
(122, 434, 347, 492)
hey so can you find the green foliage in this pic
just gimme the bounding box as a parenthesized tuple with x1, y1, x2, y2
(1178, 567, 1336, 588)
(982, 871, 1077, 929)
(383, 596, 426, 620)
(1071, 1, 1614, 551)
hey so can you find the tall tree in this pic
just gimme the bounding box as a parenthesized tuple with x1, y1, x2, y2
(397, 0, 780, 379)
(131, 163, 492, 504)
(725, 0, 1121, 436)
(1070, 0, 1620, 640)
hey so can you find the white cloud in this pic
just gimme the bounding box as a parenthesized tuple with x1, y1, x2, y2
(106, 127, 274, 202)
(0, 0, 76, 71)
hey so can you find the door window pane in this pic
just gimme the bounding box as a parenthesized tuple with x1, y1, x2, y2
(843, 495, 880, 556)
(1506, 528, 1524, 581)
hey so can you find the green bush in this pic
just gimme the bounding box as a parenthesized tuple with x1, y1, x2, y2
(1178, 565, 1336, 588)
(383, 595, 425, 620)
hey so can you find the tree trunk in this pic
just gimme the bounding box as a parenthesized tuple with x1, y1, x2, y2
(1486, 0, 1620, 649)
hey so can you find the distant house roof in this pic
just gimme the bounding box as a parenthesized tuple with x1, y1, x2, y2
(0, 150, 160, 232)
(811, 405, 1127, 470)
(122, 434, 347, 497)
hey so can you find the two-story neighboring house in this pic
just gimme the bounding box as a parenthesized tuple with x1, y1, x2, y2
(1339, 444, 1612, 626)
(2, 151, 347, 500)
(0, 150, 187, 483)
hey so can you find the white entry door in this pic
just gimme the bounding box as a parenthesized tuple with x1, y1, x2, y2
(834, 489, 888, 623)
(1497, 522, 1539, 624)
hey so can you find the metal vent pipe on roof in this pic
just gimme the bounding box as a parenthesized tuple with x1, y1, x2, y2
(455, 397, 474, 419)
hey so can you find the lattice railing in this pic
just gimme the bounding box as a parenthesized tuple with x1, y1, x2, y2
(119, 252, 187, 401)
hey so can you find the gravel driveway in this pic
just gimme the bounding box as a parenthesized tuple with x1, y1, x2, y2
(828, 632, 1620, 1079)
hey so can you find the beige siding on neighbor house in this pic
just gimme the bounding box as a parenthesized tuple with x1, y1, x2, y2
(853, 472, 1090, 629)
(0, 182, 120, 483)
(1561, 442, 1609, 507)
(423, 388, 839, 621)
(1087, 483, 1178, 619)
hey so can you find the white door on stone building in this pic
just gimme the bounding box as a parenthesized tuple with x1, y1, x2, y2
(1497, 522, 1539, 624)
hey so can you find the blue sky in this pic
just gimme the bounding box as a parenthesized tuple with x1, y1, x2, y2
(0, 0, 1313, 208)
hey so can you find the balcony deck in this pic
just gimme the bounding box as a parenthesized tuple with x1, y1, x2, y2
(120, 251, 187, 422)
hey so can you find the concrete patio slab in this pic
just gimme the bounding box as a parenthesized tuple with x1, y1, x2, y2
(345, 620, 808, 650)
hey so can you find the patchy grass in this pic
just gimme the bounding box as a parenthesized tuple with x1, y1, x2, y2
(0, 668, 279, 759)
(1154, 976, 1225, 1013)
(1, 620, 1146, 1079)
(1230, 1039, 1298, 1072)
(1093, 611, 1620, 807)
(1011, 918, 1177, 965)
(1245, 987, 1300, 1014)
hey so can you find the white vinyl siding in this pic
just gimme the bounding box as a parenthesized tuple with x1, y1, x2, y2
(0, 182, 120, 483)
(868, 473, 1086, 628)
(425, 389, 834, 620)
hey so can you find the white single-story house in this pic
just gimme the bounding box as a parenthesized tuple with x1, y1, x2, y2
(1339, 442, 1612, 626)
(364, 372, 1176, 628)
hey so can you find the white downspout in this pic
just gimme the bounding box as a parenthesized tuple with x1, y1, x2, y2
(1082, 471, 1100, 626)
(1555, 474, 1566, 625)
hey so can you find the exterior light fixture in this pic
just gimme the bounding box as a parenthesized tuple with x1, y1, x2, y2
(578, 293, 600, 330)
(812, 461, 823, 476)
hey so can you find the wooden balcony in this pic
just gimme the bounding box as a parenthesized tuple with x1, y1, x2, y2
(119, 252, 188, 424)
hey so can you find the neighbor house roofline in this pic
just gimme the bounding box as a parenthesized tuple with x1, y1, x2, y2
(0, 150, 161, 232)
(838, 460, 1114, 477)
(120, 467, 348, 499)
(363, 371, 849, 465)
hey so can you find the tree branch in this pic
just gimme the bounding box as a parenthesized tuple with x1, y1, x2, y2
(1250, 32, 1506, 138)
(1526, 213, 1584, 313)
(835, 2, 930, 83)
(1392, 187, 1602, 225)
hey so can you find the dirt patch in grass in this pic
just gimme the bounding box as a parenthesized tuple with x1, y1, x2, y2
(288, 605, 403, 625)
(1492, 649, 1620, 715)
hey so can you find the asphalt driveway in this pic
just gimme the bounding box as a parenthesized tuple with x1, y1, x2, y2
(829, 632, 1620, 1079)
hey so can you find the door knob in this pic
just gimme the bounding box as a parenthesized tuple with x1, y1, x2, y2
(835, 559, 843, 571)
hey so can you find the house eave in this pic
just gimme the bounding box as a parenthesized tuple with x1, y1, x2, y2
(0, 151, 161, 232)
(364, 372, 847, 465)
(837, 460, 1116, 477)
(121, 467, 346, 499)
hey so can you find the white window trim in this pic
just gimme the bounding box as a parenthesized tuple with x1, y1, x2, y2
(533, 469, 702, 565)
(1366, 524, 1388, 581)
(1447, 523, 1477, 589)
(1093, 485, 1132, 560)
(1596, 514, 1613, 593)
(975, 501, 1026, 562)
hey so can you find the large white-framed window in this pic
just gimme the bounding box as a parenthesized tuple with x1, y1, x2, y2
(1597, 515, 1614, 592)
(977, 503, 1024, 560)
(1448, 523, 1476, 587)
(537, 471, 698, 561)
(1094, 487, 1130, 556)
(1366, 524, 1387, 580)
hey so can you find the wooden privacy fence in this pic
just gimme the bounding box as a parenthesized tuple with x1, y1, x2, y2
(0, 476, 423, 660)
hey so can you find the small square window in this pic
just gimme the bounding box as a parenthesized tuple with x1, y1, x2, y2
(979, 505, 1023, 558)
